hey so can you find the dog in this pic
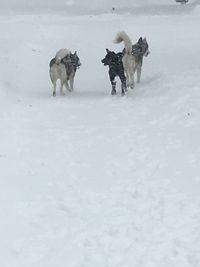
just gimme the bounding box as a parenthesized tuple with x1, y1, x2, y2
(101, 49, 126, 95)
(114, 31, 149, 89)
(49, 48, 81, 96)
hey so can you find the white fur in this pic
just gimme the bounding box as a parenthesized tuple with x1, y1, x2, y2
(114, 31, 132, 54)
(55, 48, 71, 64)
(114, 31, 136, 89)
(50, 62, 68, 96)
(50, 48, 79, 96)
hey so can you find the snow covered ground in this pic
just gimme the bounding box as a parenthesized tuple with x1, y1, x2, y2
(0, 1, 200, 266)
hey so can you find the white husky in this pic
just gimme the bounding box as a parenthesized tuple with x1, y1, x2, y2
(114, 31, 136, 89)
(114, 31, 150, 89)
(49, 48, 81, 97)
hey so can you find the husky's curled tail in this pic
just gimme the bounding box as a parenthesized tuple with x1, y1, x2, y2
(114, 31, 136, 89)
(55, 48, 71, 64)
(114, 31, 132, 55)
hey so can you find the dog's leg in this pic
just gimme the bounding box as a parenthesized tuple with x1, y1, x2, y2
(119, 73, 127, 95)
(137, 65, 142, 83)
(129, 68, 136, 89)
(69, 74, 74, 91)
(124, 55, 136, 89)
(122, 60, 129, 88)
(124, 68, 130, 88)
(50, 70, 57, 96)
(53, 82, 56, 97)
(109, 71, 117, 95)
(122, 56, 130, 88)
(111, 80, 117, 95)
(110, 75, 117, 95)
(60, 81, 65, 95)
(65, 79, 70, 91)
(130, 78, 135, 89)
(124, 72, 128, 87)
(127, 71, 133, 89)
(121, 82, 125, 95)
(126, 76, 129, 88)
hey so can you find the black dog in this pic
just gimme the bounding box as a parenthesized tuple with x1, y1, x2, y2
(101, 49, 126, 95)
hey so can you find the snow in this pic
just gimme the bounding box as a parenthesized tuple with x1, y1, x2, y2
(0, 1, 200, 266)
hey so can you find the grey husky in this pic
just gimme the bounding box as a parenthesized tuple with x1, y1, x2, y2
(49, 48, 81, 96)
(114, 31, 150, 89)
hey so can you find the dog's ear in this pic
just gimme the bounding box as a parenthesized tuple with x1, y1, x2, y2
(106, 48, 110, 53)
(138, 37, 143, 43)
(74, 51, 77, 55)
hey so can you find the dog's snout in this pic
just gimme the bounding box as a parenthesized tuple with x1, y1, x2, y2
(101, 59, 106, 65)
(145, 50, 150, 57)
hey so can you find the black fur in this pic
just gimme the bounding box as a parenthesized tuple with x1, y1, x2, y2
(62, 52, 81, 76)
(101, 49, 126, 95)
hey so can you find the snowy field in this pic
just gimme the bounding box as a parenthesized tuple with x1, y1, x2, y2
(0, 1, 200, 266)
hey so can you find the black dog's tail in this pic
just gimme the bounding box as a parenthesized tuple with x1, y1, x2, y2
(114, 31, 132, 55)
